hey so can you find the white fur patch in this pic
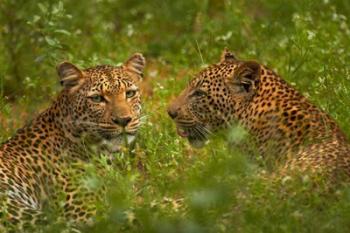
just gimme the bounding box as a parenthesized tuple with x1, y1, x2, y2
(102, 134, 136, 153)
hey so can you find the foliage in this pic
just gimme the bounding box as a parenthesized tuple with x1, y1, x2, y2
(1, 0, 350, 232)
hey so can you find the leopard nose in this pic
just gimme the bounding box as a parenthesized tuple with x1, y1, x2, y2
(112, 116, 132, 127)
(167, 108, 178, 119)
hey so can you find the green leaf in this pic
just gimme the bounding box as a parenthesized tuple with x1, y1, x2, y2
(37, 3, 46, 13)
(45, 36, 56, 46)
(54, 29, 71, 36)
(32, 15, 41, 23)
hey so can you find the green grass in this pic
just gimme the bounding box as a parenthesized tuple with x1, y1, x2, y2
(1, 0, 350, 232)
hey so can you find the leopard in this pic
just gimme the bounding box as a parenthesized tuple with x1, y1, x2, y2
(167, 48, 350, 180)
(0, 53, 146, 230)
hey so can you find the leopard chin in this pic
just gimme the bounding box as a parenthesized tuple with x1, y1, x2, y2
(188, 137, 207, 149)
(101, 134, 136, 153)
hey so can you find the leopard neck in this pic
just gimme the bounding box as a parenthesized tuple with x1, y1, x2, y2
(23, 93, 90, 159)
(239, 70, 346, 158)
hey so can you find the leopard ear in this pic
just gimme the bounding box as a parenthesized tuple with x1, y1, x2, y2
(56, 62, 84, 90)
(220, 48, 237, 63)
(234, 61, 261, 93)
(124, 53, 146, 82)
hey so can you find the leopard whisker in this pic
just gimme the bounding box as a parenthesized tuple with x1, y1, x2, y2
(139, 115, 148, 123)
(197, 124, 212, 136)
(192, 125, 207, 140)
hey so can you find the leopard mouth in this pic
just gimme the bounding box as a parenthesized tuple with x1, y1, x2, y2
(177, 128, 189, 138)
(175, 125, 209, 149)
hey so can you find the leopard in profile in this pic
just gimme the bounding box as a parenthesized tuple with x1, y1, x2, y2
(168, 49, 350, 179)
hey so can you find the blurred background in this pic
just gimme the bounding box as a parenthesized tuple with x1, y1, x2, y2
(1, 0, 350, 232)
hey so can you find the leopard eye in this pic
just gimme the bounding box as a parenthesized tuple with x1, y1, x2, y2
(126, 90, 137, 98)
(89, 95, 105, 103)
(193, 89, 207, 97)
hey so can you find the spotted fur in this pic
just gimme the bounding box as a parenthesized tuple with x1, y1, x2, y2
(0, 53, 146, 229)
(168, 49, 350, 179)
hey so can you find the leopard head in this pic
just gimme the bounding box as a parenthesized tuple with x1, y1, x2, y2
(57, 53, 146, 153)
(167, 49, 260, 148)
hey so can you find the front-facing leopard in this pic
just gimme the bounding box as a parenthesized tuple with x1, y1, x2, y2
(0, 53, 145, 229)
(168, 49, 350, 179)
